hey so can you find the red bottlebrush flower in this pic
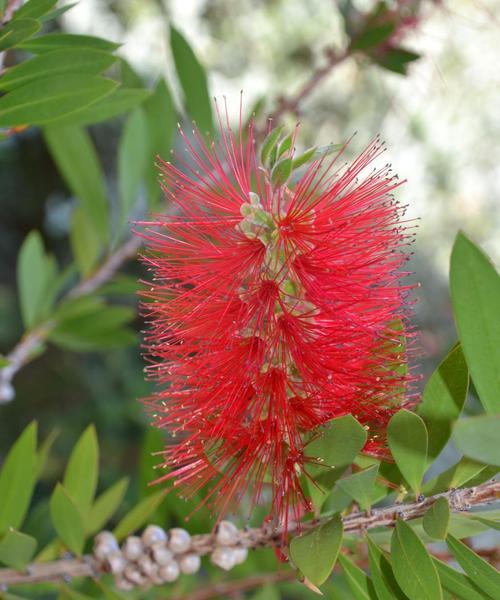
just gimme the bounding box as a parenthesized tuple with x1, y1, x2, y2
(138, 103, 416, 533)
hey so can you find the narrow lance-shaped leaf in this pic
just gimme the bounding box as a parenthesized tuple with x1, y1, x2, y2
(87, 478, 129, 535)
(113, 490, 167, 541)
(433, 558, 487, 600)
(391, 519, 443, 600)
(70, 206, 102, 276)
(450, 232, 500, 413)
(0, 74, 117, 127)
(0, 18, 40, 52)
(289, 515, 343, 586)
(388, 409, 428, 495)
(49, 484, 86, 556)
(452, 414, 500, 467)
(417, 344, 468, 465)
(0, 422, 37, 536)
(170, 25, 213, 134)
(447, 534, 500, 598)
(118, 107, 148, 234)
(44, 125, 109, 241)
(63, 425, 99, 517)
(19, 32, 120, 53)
(0, 48, 118, 91)
(338, 554, 378, 600)
(366, 536, 408, 600)
(12, 0, 57, 19)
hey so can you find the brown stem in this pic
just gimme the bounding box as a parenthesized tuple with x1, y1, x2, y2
(0, 480, 497, 587)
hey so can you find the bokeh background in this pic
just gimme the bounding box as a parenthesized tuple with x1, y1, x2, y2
(1, 0, 499, 545)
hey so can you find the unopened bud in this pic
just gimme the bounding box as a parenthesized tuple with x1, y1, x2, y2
(168, 528, 191, 554)
(158, 560, 180, 582)
(122, 536, 143, 561)
(216, 520, 239, 546)
(142, 525, 167, 547)
(124, 564, 147, 586)
(179, 553, 201, 574)
(107, 551, 126, 575)
(233, 546, 248, 565)
(211, 546, 236, 571)
(151, 543, 174, 565)
(138, 554, 156, 577)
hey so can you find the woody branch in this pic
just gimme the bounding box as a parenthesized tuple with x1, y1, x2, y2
(0, 479, 497, 588)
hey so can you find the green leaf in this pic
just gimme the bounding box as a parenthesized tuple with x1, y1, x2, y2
(0, 422, 37, 536)
(469, 516, 500, 531)
(41, 3, 78, 22)
(113, 490, 166, 541)
(250, 585, 280, 600)
(170, 25, 213, 134)
(306, 414, 367, 509)
(49, 484, 85, 555)
(338, 554, 377, 600)
(19, 32, 120, 53)
(0, 49, 117, 91)
(12, 0, 57, 19)
(17, 231, 56, 327)
(70, 207, 102, 276)
(423, 497, 451, 540)
(0, 18, 40, 52)
(433, 558, 487, 600)
(450, 232, 500, 413)
(142, 78, 176, 206)
(87, 477, 129, 535)
(374, 48, 420, 75)
(119, 58, 143, 88)
(49, 304, 136, 351)
(138, 427, 166, 498)
(261, 126, 284, 166)
(0, 74, 117, 127)
(366, 536, 408, 600)
(452, 415, 500, 467)
(118, 107, 148, 232)
(271, 157, 293, 187)
(36, 428, 60, 478)
(44, 125, 108, 240)
(63, 425, 99, 516)
(289, 515, 343, 586)
(351, 23, 395, 51)
(422, 457, 487, 496)
(391, 519, 443, 600)
(48, 88, 151, 127)
(336, 465, 379, 510)
(292, 146, 317, 170)
(418, 344, 469, 465)
(447, 534, 500, 598)
(0, 530, 37, 569)
(388, 409, 428, 494)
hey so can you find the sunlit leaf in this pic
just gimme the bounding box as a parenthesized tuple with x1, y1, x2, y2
(19, 32, 119, 53)
(49, 484, 85, 555)
(366, 536, 407, 600)
(170, 25, 213, 134)
(0, 530, 37, 569)
(12, 0, 56, 19)
(87, 478, 129, 535)
(418, 344, 468, 465)
(433, 558, 487, 600)
(0, 18, 40, 52)
(450, 232, 500, 413)
(0, 422, 37, 536)
(113, 490, 167, 541)
(336, 465, 379, 510)
(63, 425, 99, 516)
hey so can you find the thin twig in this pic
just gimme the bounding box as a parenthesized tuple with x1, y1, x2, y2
(0, 480, 497, 587)
(0, 237, 142, 403)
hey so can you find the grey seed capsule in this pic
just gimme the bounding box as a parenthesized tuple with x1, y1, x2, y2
(158, 560, 180, 582)
(138, 554, 156, 577)
(168, 528, 192, 553)
(115, 577, 134, 591)
(107, 551, 126, 575)
(233, 547, 248, 565)
(211, 547, 236, 571)
(122, 536, 144, 561)
(124, 564, 147, 586)
(179, 553, 201, 574)
(216, 520, 239, 546)
(151, 542, 174, 565)
(142, 525, 168, 546)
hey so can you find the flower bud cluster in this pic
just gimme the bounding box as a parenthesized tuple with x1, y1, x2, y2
(93, 521, 248, 590)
